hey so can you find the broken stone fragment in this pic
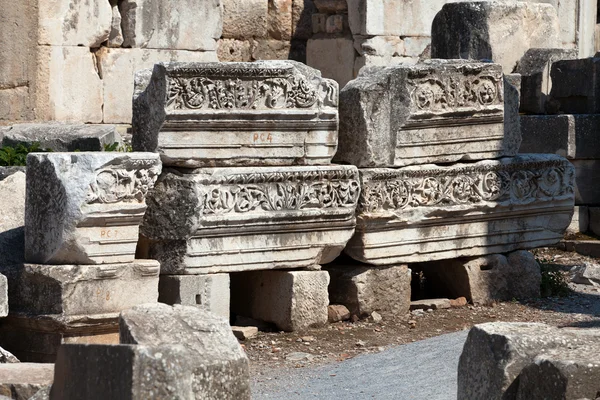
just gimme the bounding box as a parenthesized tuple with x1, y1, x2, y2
(327, 305, 351, 322)
(140, 165, 358, 274)
(431, 1, 560, 73)
(345, 154, 575, 265)
(570, 262, 600, 286)
(132, 61, 339, 167)
(409, 299, 451, 311)
(25, 152, 161, 265)
(335, 60, 514, 168)
(232, 326, 258, 341)
(458, 322, 600, 400)
(120, 303, 250, 399)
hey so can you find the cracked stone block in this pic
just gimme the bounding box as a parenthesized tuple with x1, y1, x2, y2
(25, 152, 161, 265)
(345, 155, 575, 265)
(159, 274, 230, 318)
(132, 61, 338, 167)
(120, 0, 222, 50)
(120, 303, 250, 399)
(231, 270, 329, 331)
(335, 60, 516, 168)
(327, 263, 411, 317)
(431, 1, 560, 73)
(139, 165, 358, 274)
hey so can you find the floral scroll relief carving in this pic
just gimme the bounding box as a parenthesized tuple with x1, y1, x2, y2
(410, 74, 503, 113)
(198, 170, 360, 215)
(86, 166, 161, 204)
(166, 74, 323, 111)
(359, 161, 574, 213)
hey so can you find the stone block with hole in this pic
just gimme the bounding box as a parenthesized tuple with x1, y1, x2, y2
(230, 270, 329, 331)
(158, 274, 230, 319)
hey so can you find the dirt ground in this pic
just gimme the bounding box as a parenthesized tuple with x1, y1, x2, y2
(246, 247, 600, 379)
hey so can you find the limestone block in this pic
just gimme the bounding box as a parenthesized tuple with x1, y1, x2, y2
(571, 262, 600, 286)
(306, 37, 355, 88)
(503, 73, 521, 156)
(589, 207, 600, 237)
(222, 0, 268, 39)
(0, 171, 25, 270)
(251, 39, 292, 60)
(230, 270, 329, 331)
(35, 46, 103, 123)
(403, 37, 430, 57)
(418, 251, 541, 305)
(140, 165, 359, 273)
(6, 260, 160, 317)
(410, 298, 451, 311)
(0, 363, 53, 400)
(517, 345, 600, 400)
(346, 155, 575, 265)
(217, 39, 253, 62)
(314, 0, 347, 13)
(96, 47, 218, 124)
(566, 206, 589, 235)
(353, 36, 405, 58)
(458, 322, 600, 400)
(325, 15, 345, 34)
(25, 152, 162, 265)
(107, 0, 124, 48)
(347, 0, 453, 37)
(51, 344, 195, 400)
(313, 14, 327, 33)
(353, 55, 418, 77)
(120, 0, 222, 50)
(549, 56, 600, 114)
(431, 1, 560, 73)
(38, 0, 111, 47)
(132, 61, 338, 166)
(292, 0, 318, 40)
(1, 123, 121, 152)
(159, 274, 230, 318)
(120, 303, 250, 399)
(571, 159, 600, 205)
(269, 0, 293, 40)
(327, 263, 411, 317)
(515, 48, 577, 114)
(520, 115, 600, 159)
(335, 60, 512, 168)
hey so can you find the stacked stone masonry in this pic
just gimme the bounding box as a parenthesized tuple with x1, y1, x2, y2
(133, 61, 346, 328)
(0, 152, 163, 361)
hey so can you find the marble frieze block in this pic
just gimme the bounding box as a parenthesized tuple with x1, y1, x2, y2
(25, 152, 162, 265)
(140, 165, 360, 274)
(345, 154, 575, 264)
(132, 61, 339, 167)
(334, 60, 519, 168)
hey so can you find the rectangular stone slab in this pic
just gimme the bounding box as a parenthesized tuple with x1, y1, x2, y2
(132, 61, 339, 167)
(345, 154, 575, 264)
(6, 260, 160, 317)
(140, 165, 359, 273)
(25, 152, 162, 265)
(335, 60, 518, 168)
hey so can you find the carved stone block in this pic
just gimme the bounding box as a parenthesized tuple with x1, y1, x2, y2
(345, 155, 575, 264)
(132, 61, 339, 167)
(25, 153, 162, 265)
(140, 165, 359, 273)
(0, 260, 159, 362)
(335, 60, 517, 168)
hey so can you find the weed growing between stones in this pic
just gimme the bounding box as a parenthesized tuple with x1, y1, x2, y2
(538, 261, 571, 297)
(0, 143, 51, 166)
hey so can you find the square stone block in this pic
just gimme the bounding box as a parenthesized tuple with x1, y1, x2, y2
(25, 152, 161, 265)
(306, 37, 355, 88)
(346, 155, 575, 265)
(159, 274, 230, 318)
(231, 270, 329, 331)
(140, 165, 359, 273)
(222, 0, 268, 39)
(549, 56, 600, 114)
(335, 60, 515, 168)
(566, 206, 589, 235)
(132, 61, 338, 166)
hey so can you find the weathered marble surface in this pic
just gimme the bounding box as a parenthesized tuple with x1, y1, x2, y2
(140, 165, 359, 273)
(132, 61, 339, 167)
(120, 303, 250, 399)
(549, 55, 600, 114)
(345, 154, 575, 264)
(159, 274, 230, 318)
(25, 152, 161, 265)
(335, 60, 516, 168)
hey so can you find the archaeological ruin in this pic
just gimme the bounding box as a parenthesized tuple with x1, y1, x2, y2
(0, 0, 600, 399)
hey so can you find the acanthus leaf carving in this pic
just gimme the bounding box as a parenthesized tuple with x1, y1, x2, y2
(86, 165, 161, 204)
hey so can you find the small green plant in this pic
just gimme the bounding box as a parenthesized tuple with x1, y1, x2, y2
(0, 143, 49, 166)
(539, 263, 570, 298)
(103, 142, 132, 152)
